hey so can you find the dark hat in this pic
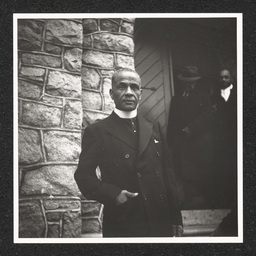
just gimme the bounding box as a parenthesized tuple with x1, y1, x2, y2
(178, 66, 201, 82)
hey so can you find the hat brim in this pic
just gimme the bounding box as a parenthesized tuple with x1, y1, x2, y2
(178, 74, 201, 82)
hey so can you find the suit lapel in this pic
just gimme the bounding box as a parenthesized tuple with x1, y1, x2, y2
(137, 115, 153, 156)
(105, 112, 136, 149)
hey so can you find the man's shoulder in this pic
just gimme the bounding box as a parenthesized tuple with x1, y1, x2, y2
(84, 114, 113, 131)
(138, 113, 160, 130)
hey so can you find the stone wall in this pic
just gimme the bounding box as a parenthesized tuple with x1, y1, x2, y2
(81, 18, 135, 127)
(18, 18, 136, 237)
(18, 19, 83, 238)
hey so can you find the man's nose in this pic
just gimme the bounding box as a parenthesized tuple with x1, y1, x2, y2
(125, 86, 133, 94)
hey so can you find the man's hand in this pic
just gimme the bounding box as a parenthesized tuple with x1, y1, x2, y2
(172, 225, 184, 237)
(115, 190, 138, 205)
(182, 127, 191, 138)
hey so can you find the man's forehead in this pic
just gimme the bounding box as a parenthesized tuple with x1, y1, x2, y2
(220, 70, 231, 76)
(114, 71, 141, 82)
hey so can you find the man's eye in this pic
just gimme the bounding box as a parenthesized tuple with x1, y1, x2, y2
(119, 85, 126, 89)
(131, 85, 139, 90)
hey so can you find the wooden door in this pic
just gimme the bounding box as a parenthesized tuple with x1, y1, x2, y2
(135, 39, 174, 136)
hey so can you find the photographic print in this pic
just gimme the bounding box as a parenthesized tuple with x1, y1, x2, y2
(13, 13, 243, 243)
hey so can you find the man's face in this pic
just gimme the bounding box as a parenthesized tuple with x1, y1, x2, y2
(110, 71, 142, 111)
(220, 69, 232, 89)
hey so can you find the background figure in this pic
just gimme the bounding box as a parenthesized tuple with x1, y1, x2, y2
(211, 68, 237, 207)
(210, 68, 237, 236)
(75, 68, 182, 237)
(167, 66, 214, 209)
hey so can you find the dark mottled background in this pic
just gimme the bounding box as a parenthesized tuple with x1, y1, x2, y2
(0, 0, 255, 255)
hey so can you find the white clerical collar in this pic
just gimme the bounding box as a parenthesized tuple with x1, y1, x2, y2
(221, 84, 233, 102)
(114, 108, 137, 119)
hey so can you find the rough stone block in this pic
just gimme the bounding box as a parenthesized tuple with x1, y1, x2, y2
(20, 66, 45, 82)
(44, 199, 80, 210)
(44, 43, 62, 55)
(63, 211, 81, 237)
(82, 90, 102, 110)
(22, 102, 61, 127)
(82, 110, 108, 128)
(41, 95, 63, 106)
(18, 20, 44, 51)
(82, 219, 101, 234)
(110, 19, 121, 24)
(81, 201, 101, 216)
(46, 212, 61, 221)
(123, 18, 135, 23)
(43, 131, 81, 162)
(48, 224, 60, 238)
(93, 33, 134, 54)
(83, 35, 92, 48)
(102, 78, 114, 113)
(20, 165, 80, 196)
(19, 128, 43, 164)
(82, 50, 114, 68)
(46, 71, 81, 98)
(82, 19, 98, 34)
(100, 69, 115, 77)
(46, 20, 82, 46)
(18, 80, 42, 100)
(19, 200, 45, 238)
(116, 54, 134, 69)
(121, 21, 134, 35)
(63, 100, 82, 129)
(100, 19, 119, 32)
(82, 67, 101, 90)
(21, 53, 62, 68)
(64, 48, 82, 72)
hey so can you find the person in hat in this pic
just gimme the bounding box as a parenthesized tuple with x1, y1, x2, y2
(167, 66, 214, 209)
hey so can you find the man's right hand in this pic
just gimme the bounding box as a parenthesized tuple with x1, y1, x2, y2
(115, 190, 138, 205)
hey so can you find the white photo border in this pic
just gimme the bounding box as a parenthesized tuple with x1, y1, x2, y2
(13, 13, 243, 243)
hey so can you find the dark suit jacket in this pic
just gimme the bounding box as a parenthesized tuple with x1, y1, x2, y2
(167, 88, 213, 200)
(74, 112, 182, 237)
(211, 85, 237, 206)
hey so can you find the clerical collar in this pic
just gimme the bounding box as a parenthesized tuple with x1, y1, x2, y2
(114, 108, 137, 119)
(221, 84, 233, 102)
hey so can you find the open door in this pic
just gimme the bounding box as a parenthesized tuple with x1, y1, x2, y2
(134, 24, 174, 136)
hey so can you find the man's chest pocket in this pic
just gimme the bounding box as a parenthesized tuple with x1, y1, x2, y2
(149, 135, 163, 160)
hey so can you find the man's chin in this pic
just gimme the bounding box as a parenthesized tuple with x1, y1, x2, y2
(119, 106, 137, 111)
(120, 103, 137, 111)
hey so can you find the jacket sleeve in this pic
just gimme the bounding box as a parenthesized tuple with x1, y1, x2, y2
(187, 92, 212, 135)
(159, 124, 183, 226)
(74, 125, 122, 205)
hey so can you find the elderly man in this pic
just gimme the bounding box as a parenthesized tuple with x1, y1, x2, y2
(75, 68, 182, 237)
(167, 66, 213, 208)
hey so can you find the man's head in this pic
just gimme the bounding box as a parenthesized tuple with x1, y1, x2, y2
(110, 68, 142, 111)
(219, 69, 233, 89)
(178, 66, 201, 90)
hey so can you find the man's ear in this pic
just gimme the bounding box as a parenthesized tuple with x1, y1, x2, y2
(109, 88, 113, 100)
(139, 89, 142, 100)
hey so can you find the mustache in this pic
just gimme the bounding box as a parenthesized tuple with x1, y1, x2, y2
(122, 97, 136, 101)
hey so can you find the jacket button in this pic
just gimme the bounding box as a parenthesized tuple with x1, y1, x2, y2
(137, 172, 142, 178)
(125, 154, 130, 159)
(156, 152, 160, 157)
(156, 171, 160, 177)
(143, 195, 147, 200)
